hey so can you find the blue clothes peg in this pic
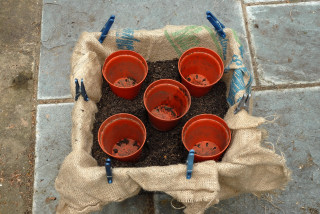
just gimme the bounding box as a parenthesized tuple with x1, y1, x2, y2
(99, 15, 115, 44)
(105, 158, 112, 184)
(75, 79, 80, 101)
(186, 149, 195, 179)
(234, 93, 251, 114)
(80, 79, 89, 101)
(74, 78, 89, 101)
(206, 11, 226, 38)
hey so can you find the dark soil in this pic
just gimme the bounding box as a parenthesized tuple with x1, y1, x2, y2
(92, 59, 229, 167)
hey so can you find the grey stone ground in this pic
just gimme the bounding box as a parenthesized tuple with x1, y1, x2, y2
(1, 0, 319, 213)
(0, 0, 42, 213)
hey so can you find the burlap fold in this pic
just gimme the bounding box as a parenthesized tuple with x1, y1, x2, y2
(55, 25, 290, 214)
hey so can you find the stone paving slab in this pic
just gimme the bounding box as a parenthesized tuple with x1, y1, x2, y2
(244, 0, 285, 3)
(93, 192, 154, 214)
(153, 193, 184, 214)
(246, 2, 320, 85)
(244, 0, 311, 4)
(33, 103, 73, 214)
(38, 0, 252, 99)
(38, 43, 75, 99)
(249, 87, 320, 213)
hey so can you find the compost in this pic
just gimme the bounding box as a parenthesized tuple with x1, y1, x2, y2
(92, 59, 228, 167)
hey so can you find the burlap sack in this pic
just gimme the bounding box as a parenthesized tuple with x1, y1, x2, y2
(55, 26, 290, 214)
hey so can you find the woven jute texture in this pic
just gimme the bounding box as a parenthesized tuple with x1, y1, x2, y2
(55, 26, 290, 214)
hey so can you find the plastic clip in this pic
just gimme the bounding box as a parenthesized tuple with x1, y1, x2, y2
(234, 93, 251, 114)
(186, 149, 195, 179)
(206, 11, 226, 38)
(105, 158, 112, 184)
(75, 79, 80, 101)
(75, 78, 89, 101)
(98, 15, 115, 44)
(80, 79, 89, 101)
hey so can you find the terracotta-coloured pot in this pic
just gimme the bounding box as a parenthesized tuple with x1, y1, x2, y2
(143, 79, 191, 131)
(98, 113, 146, 161)
(182, 114, 231, 162)
(102, 50, 148, 100)
(178, 47, 224, 97)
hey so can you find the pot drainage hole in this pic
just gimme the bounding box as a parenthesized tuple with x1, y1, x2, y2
(112, 138, 141, 156)
(186, 74, 209, 86)
(192, 141, 221, 156)
(114, 77, 137, 87)
(151, 105, 178, 120)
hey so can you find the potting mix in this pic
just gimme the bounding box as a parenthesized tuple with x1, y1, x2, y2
(55, 20, 291, 214)
(92, 60, 228, 167)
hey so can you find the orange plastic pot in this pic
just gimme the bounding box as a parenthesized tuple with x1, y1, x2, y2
(143, 79, 191, 131)
(98, 113, 146, 161)
(182, 114, 231, 162)
(102, 50, 148, 100)
(178, 47, 224, 97)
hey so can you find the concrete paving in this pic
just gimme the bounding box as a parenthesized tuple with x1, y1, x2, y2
(244, 0, 285, 3)
(251, 87, 320, 213)
(0, 0, 42, 213)
(1, 0, 319, 213)
(93, 192, 155, 214)
(247, 2, 320, 85)
(33, 103, 73, 214)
